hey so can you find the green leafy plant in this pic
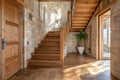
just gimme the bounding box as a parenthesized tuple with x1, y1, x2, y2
(76, 30, 87, 46)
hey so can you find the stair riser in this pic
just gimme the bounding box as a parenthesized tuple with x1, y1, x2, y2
(29, 62, 62, 67)
(39, 46, 60, 48)
(46, 34, 60, 37)
(39, 45, 60, 47)
(45, 36, 60, 39)
(42, 41, 60, 43)
(44, 39, 60, 42)
(35, 51, 60, 54)
(46, 32, 60, 37)
(36, 47, 60, 51)
(39, 44, 60, 47)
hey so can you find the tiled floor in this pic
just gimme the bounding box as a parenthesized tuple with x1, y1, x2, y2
(8, 53, 119, 80)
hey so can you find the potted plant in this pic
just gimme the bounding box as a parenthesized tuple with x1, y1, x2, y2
(76, 30, 87, 54)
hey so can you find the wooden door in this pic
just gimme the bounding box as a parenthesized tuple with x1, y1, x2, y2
(2, 0, 23, 79)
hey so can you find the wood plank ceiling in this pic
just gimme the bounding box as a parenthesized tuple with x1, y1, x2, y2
(72, 0, 100, 31)
(38, 0, 72, 2)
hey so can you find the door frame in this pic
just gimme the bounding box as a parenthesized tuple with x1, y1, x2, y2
(96, 0, 116, 60)
(98, 9, 111, 60)
(0, 0, 24, 80)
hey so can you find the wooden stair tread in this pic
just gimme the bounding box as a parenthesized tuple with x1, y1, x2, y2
(29, 60, 62, 67)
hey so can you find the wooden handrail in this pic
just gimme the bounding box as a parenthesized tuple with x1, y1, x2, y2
(60, 12, 71, 66)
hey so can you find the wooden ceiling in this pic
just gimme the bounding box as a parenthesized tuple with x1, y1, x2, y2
(72, 0, 100, 31)
(38, 0, 72, 2)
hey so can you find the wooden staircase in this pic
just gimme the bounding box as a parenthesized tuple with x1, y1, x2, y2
(29, 31, 63, 67)
(29, 11, 71, 67)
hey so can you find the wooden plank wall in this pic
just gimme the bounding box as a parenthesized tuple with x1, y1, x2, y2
(0, 0, 2, 80)
(85, 0, 116, 59)
(111, 0, 120, 79)
(0, 0, 4, 79)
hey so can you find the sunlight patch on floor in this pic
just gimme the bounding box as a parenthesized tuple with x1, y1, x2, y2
(63, 60, 110, 80)
(87, 60, 110, 75)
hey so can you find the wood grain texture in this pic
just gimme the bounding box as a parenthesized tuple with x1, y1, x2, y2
(16, 0, 28, 8)
(60, 11, 71, 66)
(29, 31, 63, 67)
(0, 0, 3, 79)
(0, 0, 24, 79)
(38, 0, 72, 2)
(72, 0, 100, 31)
(8, 53, 119, 80)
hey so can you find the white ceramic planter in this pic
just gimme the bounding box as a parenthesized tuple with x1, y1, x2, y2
(77, 47, 84, 54)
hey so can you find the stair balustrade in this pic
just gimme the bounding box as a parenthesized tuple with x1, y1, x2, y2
(60, 12, 71, 65)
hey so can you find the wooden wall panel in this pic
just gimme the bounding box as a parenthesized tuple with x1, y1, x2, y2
(0, 0, 2, 79)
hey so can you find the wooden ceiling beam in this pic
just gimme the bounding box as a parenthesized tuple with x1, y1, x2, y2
(72, 25, 86, 27)
(76, 3, 98, 7)
(75, 7, 95, 11)
(75, 5, 96, 9)
(72, 21, 88, 24)
(74, 11, 93, 14)
(76, 0, 100, 3)
(72, 20, 89, 22)
(73, 17, 90, 19)
(73, 16, 91, 18)
(72, 18, 90, 21)
(75, 8, 95, 12)
(72, 26, 85, 29)
(72, 23, 86, 26)
(72, 23, 88, 24)
(38, 0, 72, 2)
(74, 14, 92, 17)
(72, 28, 85, 32)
